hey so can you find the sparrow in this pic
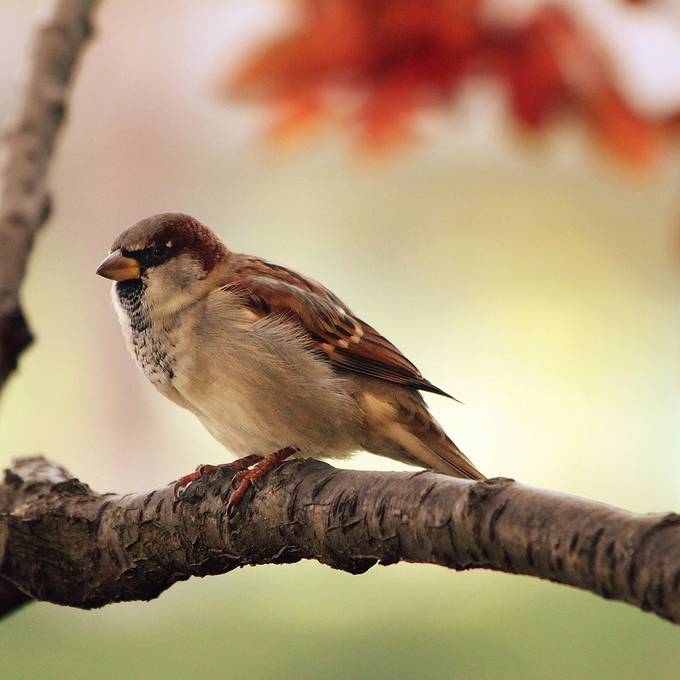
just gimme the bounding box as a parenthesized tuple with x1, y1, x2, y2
(96, 213, 484, 508)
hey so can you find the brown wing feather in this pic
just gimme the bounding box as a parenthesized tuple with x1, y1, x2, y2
(222, 255, 454, 398)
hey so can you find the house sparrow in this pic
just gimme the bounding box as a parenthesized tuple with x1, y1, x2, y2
(97, 213, 484, 508)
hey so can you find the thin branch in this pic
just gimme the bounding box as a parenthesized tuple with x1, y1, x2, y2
(0, 0, 99, 388)
(1, 456, 679, 624)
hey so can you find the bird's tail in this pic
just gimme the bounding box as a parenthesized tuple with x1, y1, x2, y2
(423, 431, 485, 480)
(375, 390, 485, 480)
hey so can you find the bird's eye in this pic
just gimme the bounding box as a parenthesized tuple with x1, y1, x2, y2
(135, 243, 172, 269)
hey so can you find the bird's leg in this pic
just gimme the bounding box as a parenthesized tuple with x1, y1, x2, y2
(173, 454, 263, 497)
(227, 446, 296, 512)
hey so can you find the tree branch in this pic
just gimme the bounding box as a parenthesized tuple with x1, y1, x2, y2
(0, 0, 99, 389)
(1, 456, 679, 624)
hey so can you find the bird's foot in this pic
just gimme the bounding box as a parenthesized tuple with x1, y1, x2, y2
(227, 447, 296, 514)
(173, 454, 263, 498)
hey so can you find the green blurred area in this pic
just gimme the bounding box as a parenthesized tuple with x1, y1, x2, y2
(1, 2, 680, 678)
(4, 564, 680, 680)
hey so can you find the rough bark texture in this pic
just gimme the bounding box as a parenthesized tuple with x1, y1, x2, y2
(1, 456, 679, 624)
(0, 0, 99, 388)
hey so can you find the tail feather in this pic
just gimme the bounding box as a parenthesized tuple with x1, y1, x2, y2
(385, 392, 485, 480)
(426, 434, 485, 480)
(357, 382, 485, 480)
(382, 420, 485, 480)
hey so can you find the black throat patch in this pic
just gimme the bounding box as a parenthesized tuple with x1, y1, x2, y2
(115, 279, 148, 333)
(115, 279, 175, 382)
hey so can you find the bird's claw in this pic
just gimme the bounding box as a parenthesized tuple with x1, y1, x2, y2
(173, 469, 206, 498)
(225, 446, 296, 513)
(226, 474, 255, 515)
(230, 469, 248, 490)
(173, 455, 264, 499)
(175, 448, 294, 512)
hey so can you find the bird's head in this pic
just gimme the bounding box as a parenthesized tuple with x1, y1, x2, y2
(97, 213, 228, 317)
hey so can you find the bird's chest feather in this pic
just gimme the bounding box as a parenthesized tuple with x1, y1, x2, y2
(113, 282, 361, 455)
(114, 281, 181, 394)
(129, 323, 177, 388)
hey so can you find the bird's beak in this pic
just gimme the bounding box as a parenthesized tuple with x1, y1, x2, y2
(96, 249, 141, 281)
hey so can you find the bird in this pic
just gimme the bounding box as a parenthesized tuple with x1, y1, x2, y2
(96, 213, 484, 509)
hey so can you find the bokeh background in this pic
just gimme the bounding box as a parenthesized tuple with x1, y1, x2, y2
(2, 1, 680, 678)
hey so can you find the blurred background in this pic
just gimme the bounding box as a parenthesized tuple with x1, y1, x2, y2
(2, 1, 680, 678)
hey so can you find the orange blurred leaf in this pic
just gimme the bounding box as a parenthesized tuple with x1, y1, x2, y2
(228, 0, 671, 167)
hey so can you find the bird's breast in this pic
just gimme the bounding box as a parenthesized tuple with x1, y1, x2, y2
(114, 286, 179, 392)
(129, 323, 177, 388)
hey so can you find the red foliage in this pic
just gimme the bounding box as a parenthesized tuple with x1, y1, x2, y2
(229, 0, 665, 165)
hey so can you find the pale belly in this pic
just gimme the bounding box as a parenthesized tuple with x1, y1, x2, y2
(165, 320, 364, 459)
(123, 295, 365, 459)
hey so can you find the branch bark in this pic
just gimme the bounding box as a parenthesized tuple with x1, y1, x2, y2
(1, 456, 679, 624)
(0, 0, 99, 389)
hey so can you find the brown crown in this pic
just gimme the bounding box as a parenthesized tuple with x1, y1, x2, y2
(113, 213, 228, 272)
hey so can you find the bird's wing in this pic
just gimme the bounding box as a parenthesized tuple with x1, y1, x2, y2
(220, 255, 454, 398)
